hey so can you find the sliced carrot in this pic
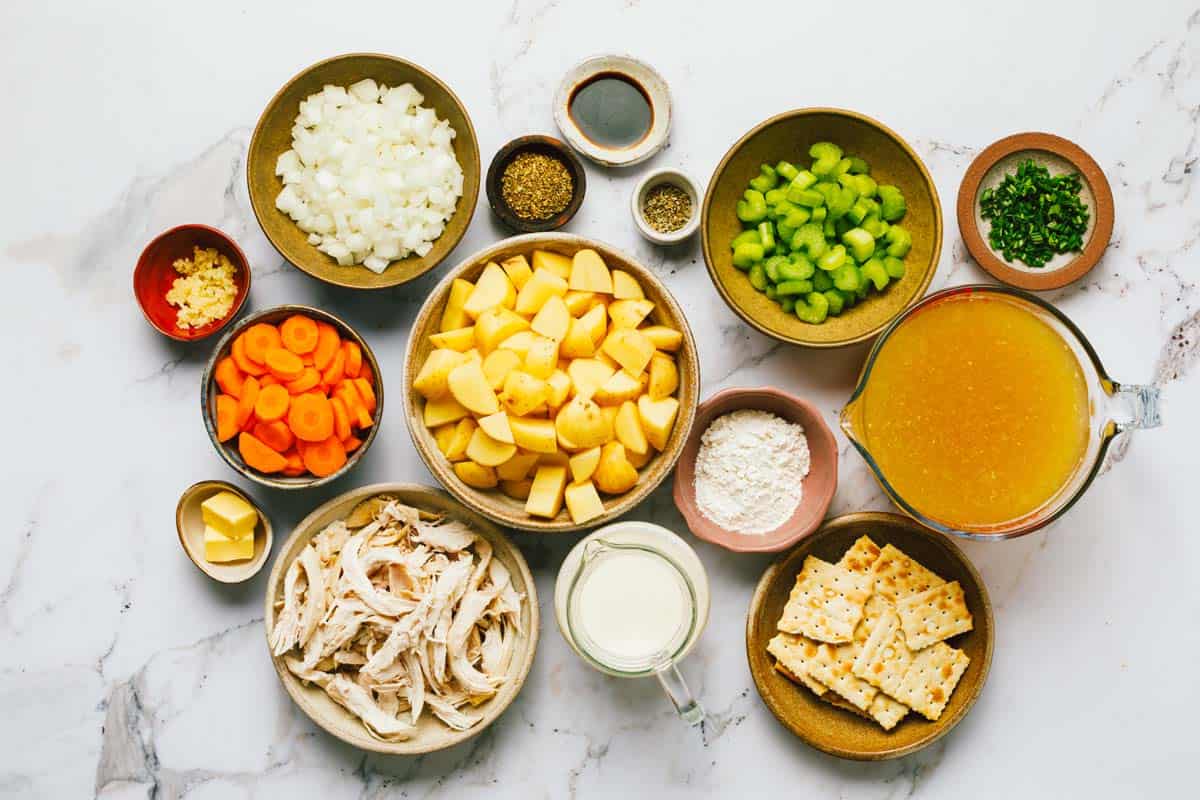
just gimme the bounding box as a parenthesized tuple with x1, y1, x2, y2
(336, 383, 366, 426)
(330, 396, 352, 442)
(264, 347, 304, 382)
(343, 435, 364, 452)
(243, 323, 282, 364)
(359, 363, 374, 386)
(352, 378, 377, 414)
(259, 374, 280, 387)
(231, 334, 266, 377)
(255, 383, 290, 422)
(215, 394, 239, 442)
(238, 432, 288, 473)
(214, 357, 244, 398)
(285, 367, 320, 395)
(342, 341, 363, 378)
(312, 322, 341, 370)
(281, 449, 306, 476)
(235, 376, 260, 428)
(241, 411, 259, 433)
(301, 352, 314, 366)
(287, 392, 334, 442)
(300, 436, 347, 477)
(280, 314, 320, 355)
(321, 347, 345, 386)
(253, 419, 294, 453)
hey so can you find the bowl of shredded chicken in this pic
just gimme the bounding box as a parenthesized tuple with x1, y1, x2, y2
(265, 484, 537, 753)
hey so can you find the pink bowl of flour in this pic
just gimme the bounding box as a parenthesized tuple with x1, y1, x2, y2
(672, 387, 838, 553)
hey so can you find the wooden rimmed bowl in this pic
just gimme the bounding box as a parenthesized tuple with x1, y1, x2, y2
(264, 483, 539, 754)
(200, 305, 383, 490)
(957, 132, 1114, 291)
(702, 108, 942, 348)
(746, 512, 994, 761)
(403, 232, 700, 533)
(176, 480, 273, 583)
(247, 53, 480, 290)
(486, 135, 586, 233)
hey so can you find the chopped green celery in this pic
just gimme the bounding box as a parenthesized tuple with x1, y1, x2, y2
(764, 284, 777, 300)
(783, 207, 812, 228)
(808, 141, 843, 163)
(732, 242, 764, 269)
(885, 225, 912, 257)
(822, 217, 835, 239)
(883, 256, 906, 279)
(812, 270, 834, 291)
(847, 156, 870, 175)
(769, 199, 796, 220)
(838, 288, 857, 307)
(810, 206, 827, 223)
(779, 296, 796, 314)
(757, 221, 776, 253)
(848, 199, 871, 225)
(810, 153, 840, 178)
(861, 215, 888, 239)
(788, 170, 818, 193)
(794, 292, 830, 324)
(878, 185, 907, 222)
(790, 188, 825, 208)
(749, 164, 778, 193)
(776, 218, 798, 243)
(817, 244, 847, 272)
(831, 158, 853, 179)
(790, 224, 827, 258)
(842, 228, 875, 262)
(748, 262, 769, 290)
(763, 255, 787, 283)
(764, 188, 787, 208)
(861, 258, 889, 291)
(730, 229, 761, 249)
(853, 174, 877, 198)
(855, 281, 869, 300)
(823, 290, 845, 316)
(826, 186, 856, 220)
(779, 254, 815, 280)
(832, 263, 862, 292)
(834, 216, 854, 238)
(736, 189, 768, 223)
(775, 161, 800, 182)
(814, 183, 839, 204)
(775, 279, 814, 296)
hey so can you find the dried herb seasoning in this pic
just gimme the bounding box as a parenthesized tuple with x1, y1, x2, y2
(500, 152, 574, 221)
(641, 183, 692, 233)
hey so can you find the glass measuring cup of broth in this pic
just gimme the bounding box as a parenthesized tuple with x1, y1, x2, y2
(554, 522, 710, 725)
(840, 285, 1161, 540)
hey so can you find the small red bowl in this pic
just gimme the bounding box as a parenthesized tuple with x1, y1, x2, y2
(672, 387, 838, 553)
(133, 225, 251, 341)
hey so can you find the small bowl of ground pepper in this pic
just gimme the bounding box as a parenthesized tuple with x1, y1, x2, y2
(632, 169, 700, 245)
(486, 135, 586, 233)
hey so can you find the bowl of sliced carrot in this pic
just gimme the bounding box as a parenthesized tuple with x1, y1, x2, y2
(201, 305, 383, 489)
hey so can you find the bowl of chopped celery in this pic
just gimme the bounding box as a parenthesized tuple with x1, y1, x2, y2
(701, 109, 941, 348)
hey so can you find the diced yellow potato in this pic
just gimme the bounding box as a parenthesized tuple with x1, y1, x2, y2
(569, 248, 614, 294)
(497, 451, 540, 481)
(600, 404, 619, 432)
(594, 442, 638, 494)
(555, 396, 613, 450)
(641, 325, 683, 352)
(455, 461, 498, 489)
(429, 326, 476, 352)
(561, 318, 598, 359)
(498, 330, 537, 359)
(462, 348, 483, 365)
(432, 422, 457, 455)
(566, 358, 616, 400)
(564, 480, 606, 524)
(576, 304, 607, 342)
(594, 349, 618, 371)
(482, 349, 522, 391)
(538, 450, 570, 467)
(466, 426, 518, 467)
(475, 307, 530, 355)
(423, 395, 470, 427)
(464, 262, 516, 319)
(647, 352, 679, 400)
(627, 446, 653, 469)
(448, 360, 500, 416)
(525, 465, 568, 518)
(637, 395, 680, 451)
(500, 254, 533, 290)
(523, 335, 559, 379)
(413, 349, 467, 400)
(592, 370, 644, 406)
(439, 278, 474, 332)
(508, 416, 558, 454)
(530, 295, 571, 341)
(563, 291, 595, 316)
(445, 417, 477, 461)
(499, 370, 549, 417)
(531, 249, 573, 279)
(477, 411, 515, 444)
(601, 328, 655, 377)
(545, 369, 572, 411)
(608, 298, 655, 329)
(611, 270, 645, 300)
(614, 400, 649, 455)
(501, 479, 533, 501)
(569, 446, 602, 483)
(515, 267, 570, 314)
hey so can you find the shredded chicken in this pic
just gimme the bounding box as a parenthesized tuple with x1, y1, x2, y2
(269, 496, 524, 741)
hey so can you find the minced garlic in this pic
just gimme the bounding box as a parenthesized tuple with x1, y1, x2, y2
(165, 246, 239, 329)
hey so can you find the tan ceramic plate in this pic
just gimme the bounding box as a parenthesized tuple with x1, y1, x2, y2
(403, 232, 700, 533)
(746, 512, 993, 760)
(176, 480, 273, 584)
(200, 305, 383, 490)
(702, 109, 942, 348)
(247, 53, 480, 289)
(264, 483, 538, 754)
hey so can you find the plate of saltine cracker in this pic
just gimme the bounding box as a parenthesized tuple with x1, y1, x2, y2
(746, 512, 994, 760)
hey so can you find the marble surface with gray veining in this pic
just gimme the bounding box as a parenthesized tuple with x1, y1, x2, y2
(1, 1, 1197, 798)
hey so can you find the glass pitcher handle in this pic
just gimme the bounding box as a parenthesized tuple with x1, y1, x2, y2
(1110, 383, 1162, 433)
(653, 660, 704, 726)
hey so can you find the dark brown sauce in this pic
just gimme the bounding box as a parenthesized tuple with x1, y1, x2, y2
(568, 72, 653, 150)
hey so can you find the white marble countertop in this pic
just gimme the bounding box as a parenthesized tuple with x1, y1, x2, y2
(2, 1, 1197, 797)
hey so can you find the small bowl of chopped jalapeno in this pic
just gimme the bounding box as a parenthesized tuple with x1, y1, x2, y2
(701, 109, 942, 348)
(957, 132, 1114, 291)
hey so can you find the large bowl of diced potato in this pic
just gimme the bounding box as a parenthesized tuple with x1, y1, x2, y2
(403, 233, 699, 532)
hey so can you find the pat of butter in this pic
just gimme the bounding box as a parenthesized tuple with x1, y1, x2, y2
(204, 525, 255, 563)
(201, 491, 257, 538)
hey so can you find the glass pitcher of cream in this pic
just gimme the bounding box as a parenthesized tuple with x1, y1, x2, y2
(555, 522, 710, 725)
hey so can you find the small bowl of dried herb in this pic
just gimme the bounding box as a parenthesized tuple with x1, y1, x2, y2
(957, 132, 1114, 291)
(486, 135, 586, 233)
(632, 169, 701, 245)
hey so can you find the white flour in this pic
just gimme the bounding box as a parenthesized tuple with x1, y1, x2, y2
(693, 409, 810, 534)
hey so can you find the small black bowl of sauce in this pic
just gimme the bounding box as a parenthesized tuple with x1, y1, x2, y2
(554, 56, 672, 168)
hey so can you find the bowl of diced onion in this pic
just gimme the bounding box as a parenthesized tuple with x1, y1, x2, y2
(248, 53, 481, 290)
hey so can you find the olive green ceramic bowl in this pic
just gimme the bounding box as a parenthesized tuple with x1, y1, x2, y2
(248, 53, 480, 290)
(702, 109, 942, 347)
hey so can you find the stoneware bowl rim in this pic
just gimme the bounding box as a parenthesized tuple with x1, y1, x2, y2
(175, 479, 273, 584)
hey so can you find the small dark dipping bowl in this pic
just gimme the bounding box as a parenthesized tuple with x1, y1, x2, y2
(486, 136, 587, 233)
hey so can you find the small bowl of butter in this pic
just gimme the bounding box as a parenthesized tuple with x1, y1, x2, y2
(176, 480, 273, 583)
